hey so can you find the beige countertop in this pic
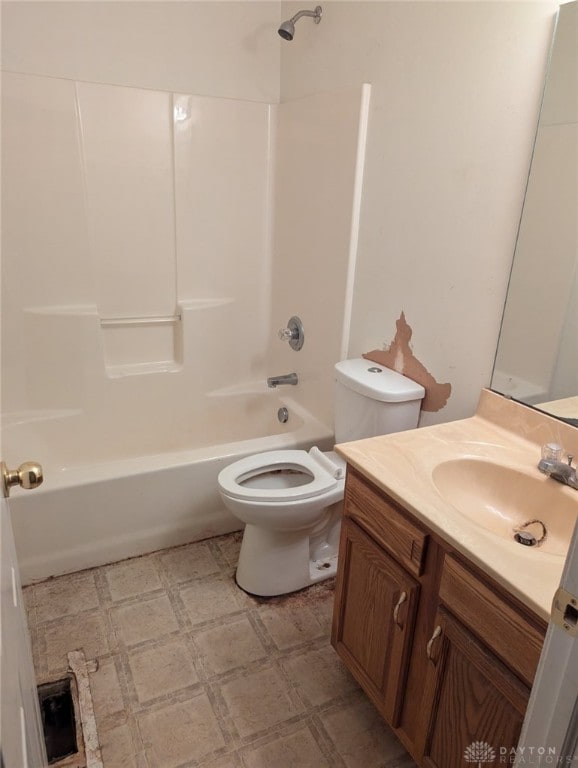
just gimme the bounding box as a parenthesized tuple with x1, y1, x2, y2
(537, 395, 578, 420)
(336, 390, 578, 621)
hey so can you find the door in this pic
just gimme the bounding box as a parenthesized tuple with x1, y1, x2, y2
(0, 496, 47, 767)
(418, 608, 529, 768)
(332, 518, 419, 725)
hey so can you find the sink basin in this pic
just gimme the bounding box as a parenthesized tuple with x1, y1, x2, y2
(432, 458, 578, 556)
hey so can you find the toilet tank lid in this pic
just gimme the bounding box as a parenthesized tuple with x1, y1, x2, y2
(334, 359, 425, 403)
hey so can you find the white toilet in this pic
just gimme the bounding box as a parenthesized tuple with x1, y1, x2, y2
(217, 358, 425, 596)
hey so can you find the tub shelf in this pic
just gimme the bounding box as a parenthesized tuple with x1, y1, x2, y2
(100, 313, 182, 378)
(106, 360, 182, 378)
(100, 300, 234, 377)
(100, 314, 181, 327)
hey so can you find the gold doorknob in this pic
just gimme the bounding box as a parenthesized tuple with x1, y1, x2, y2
(1, 461, 44, 497)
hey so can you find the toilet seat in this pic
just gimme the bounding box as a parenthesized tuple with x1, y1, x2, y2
(218, 450, 342, 503)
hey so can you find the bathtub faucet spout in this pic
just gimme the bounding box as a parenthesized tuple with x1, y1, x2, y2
(267, 373, 299, 388)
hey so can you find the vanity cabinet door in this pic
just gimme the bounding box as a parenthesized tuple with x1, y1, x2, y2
(417, 608, 529, 768)
(332, 518, 419, 725)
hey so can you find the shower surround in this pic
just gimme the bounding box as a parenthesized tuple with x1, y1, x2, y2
(1, 71, 370, 582)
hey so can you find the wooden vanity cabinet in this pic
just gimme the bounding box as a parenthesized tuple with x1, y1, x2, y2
(332, 518, 420, 725)
(417, 607, 528, 768)
(332, 466, 548, 768)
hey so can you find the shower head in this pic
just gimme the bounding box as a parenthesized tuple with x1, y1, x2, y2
(278, 19, 296, 41)
(278, 5, 322, 41)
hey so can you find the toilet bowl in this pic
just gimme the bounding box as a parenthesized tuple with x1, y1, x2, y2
(218, 449, 345, 529)
(218, 448, 346, 596)
(217, 358, 425, 597)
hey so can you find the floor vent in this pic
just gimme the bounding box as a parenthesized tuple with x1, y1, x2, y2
(37, 678, 78, 764)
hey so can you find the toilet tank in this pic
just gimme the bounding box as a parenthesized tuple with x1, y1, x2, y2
(334, 359, 426, 444)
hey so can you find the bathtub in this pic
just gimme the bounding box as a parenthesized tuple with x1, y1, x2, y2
(4, 393, 333, 584)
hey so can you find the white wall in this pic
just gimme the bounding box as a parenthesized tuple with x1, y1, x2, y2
(2, 72, 369, 459)
(1, 1, 562, 432)
(1, 72, 273, 460)
(1, 1, 280, 103)
(280, 0, 558, 424)
(269, 86, 370, 427)
(1, 1, 284, 455)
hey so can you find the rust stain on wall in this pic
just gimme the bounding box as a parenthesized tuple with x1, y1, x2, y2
(363, 312, 451, 413)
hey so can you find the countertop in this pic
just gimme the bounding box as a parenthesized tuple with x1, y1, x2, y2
(537, 395, 578, 420)
(335, 390, 578, 621)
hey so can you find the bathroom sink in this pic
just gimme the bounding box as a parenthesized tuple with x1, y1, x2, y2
(432, 458, 578, 556)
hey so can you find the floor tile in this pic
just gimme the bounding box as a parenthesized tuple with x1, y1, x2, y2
(212, 532, 243, 568)
(281, 645, 359, 707)
(89, 655, 125, 722)
(179, 577, 243, 626)
(26, 604, 37, 633)
(241, 724, 331, 768)
(319, 695, 409, 768)
(44, 612, 110, 675)
(105, 557, 163, 602)
(314, 590, 337, 633)
(198, 755, 241, 768)
(111, 593, 179, 647)
(193, 616, 267, 677)
(127, 637, 199, 704)
(25, 533, 415, 767)
(99, 722, 140, 768)
(23, 583, 36, 607)
(198, 755, 240, 768)
(219, 665, 304, 739)
(29, 622, 47, 680)
(137, 694, 226, 768)
(159, 541, 221, 584)
(258, 602, 326, 650)
(35, 571, 100, 623)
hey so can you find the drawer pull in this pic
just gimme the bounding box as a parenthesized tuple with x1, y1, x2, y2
(426, 625, 442, 660)
(393, 591, 407, 627)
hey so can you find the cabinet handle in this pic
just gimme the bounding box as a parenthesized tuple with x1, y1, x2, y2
(426, 625, 442, 660)
(393, 591, 407, 627)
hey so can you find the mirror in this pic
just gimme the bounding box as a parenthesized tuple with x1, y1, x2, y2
(491, 1, 577, 424)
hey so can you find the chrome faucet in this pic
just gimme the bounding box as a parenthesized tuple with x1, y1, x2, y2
(538, 454, 578, 490)
(267, 373, 298, 388)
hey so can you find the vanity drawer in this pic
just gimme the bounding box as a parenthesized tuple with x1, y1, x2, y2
(439, 555, 545, 687)
(345, 470, 427, 577)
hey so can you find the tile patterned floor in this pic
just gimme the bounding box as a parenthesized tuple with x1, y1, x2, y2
(25, 532, 417, 768)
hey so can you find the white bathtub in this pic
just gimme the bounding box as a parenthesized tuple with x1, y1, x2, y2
(4, 394, 333, 584)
